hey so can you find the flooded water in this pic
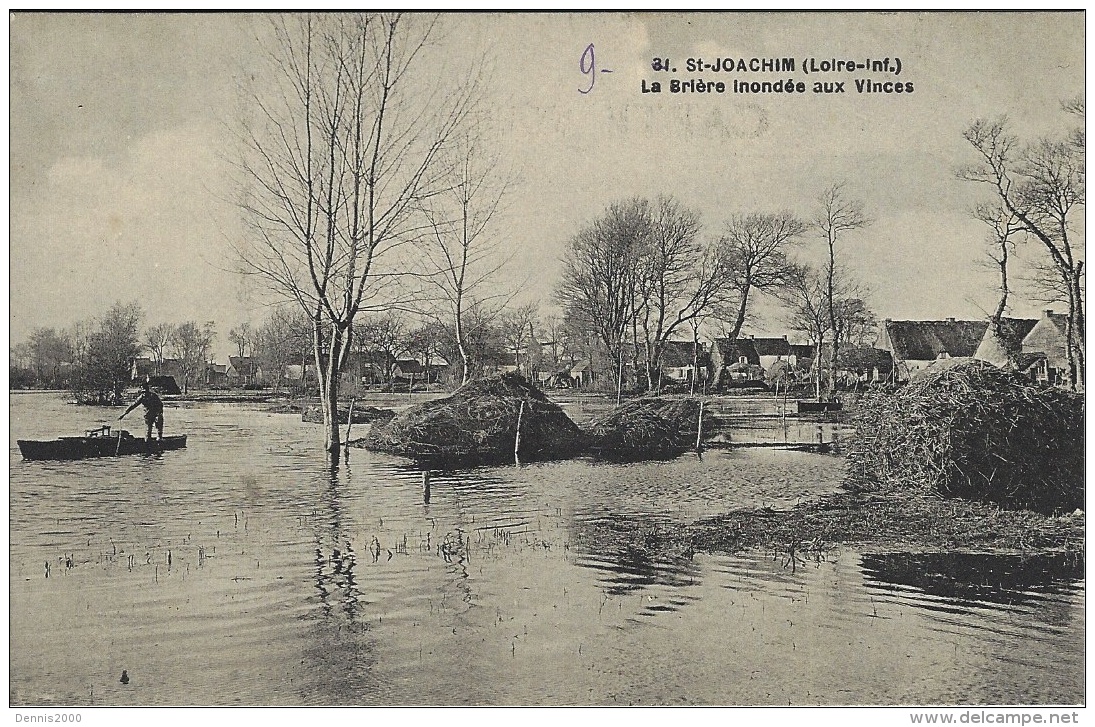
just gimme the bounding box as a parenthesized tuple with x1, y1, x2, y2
(9, 392, 1084, 706)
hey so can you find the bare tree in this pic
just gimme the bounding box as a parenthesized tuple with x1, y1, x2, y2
(556, 199, 649, 390)
(417, 125, 511, 385)
(354, 311, 408, 382)
(717, 212, 809, 342)
(778, 263, 869, 398)
(171, 322, 216, 394)
(778, 264, 830, 399)
(632, 197, 731, 391)
(255, 305, 312, 390)
(961, 112, 1085, 388)
(228, 322, 254, 360)
(497, 303, 538, 377)
(235, 13, 477, 455)
(813, 184, 869, 391)
(144, 323, 175, 374)
(72, 302, 143, 405)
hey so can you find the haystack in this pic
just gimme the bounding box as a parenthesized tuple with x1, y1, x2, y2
(846, 359, 1083, 513)
(587, 397, 706, 461)
(362, 373, 585, 464)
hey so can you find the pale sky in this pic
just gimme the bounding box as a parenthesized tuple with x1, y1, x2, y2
(9, 12, 1085, 358)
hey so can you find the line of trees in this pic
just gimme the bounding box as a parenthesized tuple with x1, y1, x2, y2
(556, 188, 874, 396)
(9, 302, 144, 404)
(11, 306, 224, 400)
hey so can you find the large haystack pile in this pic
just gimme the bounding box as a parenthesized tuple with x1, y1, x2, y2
(587, 397, 706, 461)
(847, 359, 1083, 513)
(363, 373, 585, 464)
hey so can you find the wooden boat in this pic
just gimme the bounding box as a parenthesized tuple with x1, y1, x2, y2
(17, 425, 187, 461)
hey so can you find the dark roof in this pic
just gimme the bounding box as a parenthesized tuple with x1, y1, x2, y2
(884, 320, 989, 360)
(713, 338, 761, 365)
(751, 337, 791, 357)
(1039, 312, 1069, 335)
(660, 340, 703, 367)
(789, 344, 815, 360)
(228, 356, 257, 372)
(394, 359, 425, 374)
(834, 345, 894, 374)
(147, 375, 181, 395)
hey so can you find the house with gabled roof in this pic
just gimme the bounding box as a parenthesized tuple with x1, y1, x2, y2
(750, 336, 790, 370)
(657, 339, 709, 382)
(227, 356, 260, 386)
(973, 317, 1040, 369)
(709, 338, 762, 387)
(877, 318, 989, 381)
(1021, 309, 1071, 385)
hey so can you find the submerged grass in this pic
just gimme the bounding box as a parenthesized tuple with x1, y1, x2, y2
(687, 490, 1084, 556)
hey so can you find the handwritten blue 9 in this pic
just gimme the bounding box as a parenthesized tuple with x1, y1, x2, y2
(579, 43, 596, 94)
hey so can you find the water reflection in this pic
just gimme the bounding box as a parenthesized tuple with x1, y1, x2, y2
(861, 552, 1084, 607)
(8, 395, 1085, 706)
(568, 513, 702, 609)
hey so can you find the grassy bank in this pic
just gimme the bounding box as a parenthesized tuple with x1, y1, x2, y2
(687, 489, 1084, 556)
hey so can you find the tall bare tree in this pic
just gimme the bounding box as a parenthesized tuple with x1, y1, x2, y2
(171, 321, 216, 394)
(228, 322, 254, 360)
(354, 311, 408, 382)
(255, 305, 312, 390)
(717, 212, 809, 342)
(497, 302, 538, 377)
(813, 184, 869, 391)
(236, 13, 476, 455)
(417, 126, 511, 385)
(961, 111, 1085, 388)
(632, 197, 731, 391)
(778, 263, 871, 397)
(72, 302, 143, 405)
(144, 323, 175, 374)
(556, 199, 649, 390)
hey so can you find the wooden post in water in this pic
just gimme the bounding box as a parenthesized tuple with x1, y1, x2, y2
(422, 470, 431, 504)
(616, 346, 624, 406)
(343, 398, 356, 454)
(695, 399, 705, 453)
(514, 400, 525, 463)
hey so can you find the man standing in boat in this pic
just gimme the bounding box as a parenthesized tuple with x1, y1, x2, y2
(119, 379, 164, 442)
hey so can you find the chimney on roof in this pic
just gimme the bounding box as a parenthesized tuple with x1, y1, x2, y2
(1044, 309, 1054, 317)
(945, 317, 955, 323)
(782, 334, 787, 339)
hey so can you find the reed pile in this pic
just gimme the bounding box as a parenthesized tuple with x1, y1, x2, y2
(587, 397, 705, 461)
(363, 373, 585, 464)
(846, 360, 1083, 513)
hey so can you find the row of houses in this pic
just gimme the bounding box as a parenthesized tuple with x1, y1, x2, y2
(132, 356, 261, 389)
(888, 309, 1071, 385)
(129, 309, 1072, 392)
(635, 308, 1071, 389)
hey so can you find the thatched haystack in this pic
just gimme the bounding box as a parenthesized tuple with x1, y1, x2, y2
(587, 397, 706, 461)
(846, 359, 1083, 513)
(363, 373, 585, 464)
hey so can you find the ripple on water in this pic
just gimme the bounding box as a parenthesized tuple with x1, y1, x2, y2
(8, 394, 1085, 706)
